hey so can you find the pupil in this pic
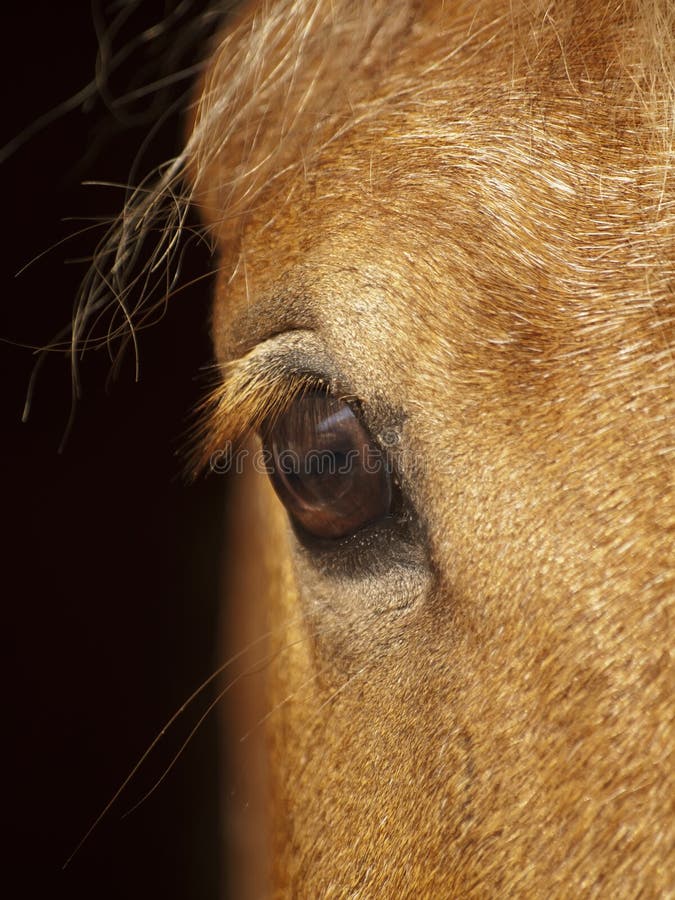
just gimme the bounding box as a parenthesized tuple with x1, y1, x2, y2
(262, 390, 392, 540)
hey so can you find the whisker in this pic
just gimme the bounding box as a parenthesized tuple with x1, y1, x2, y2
(62, 614, 302, 869)
(120, 633, 309, 818)
(238, 659, 336, 745)
(313, 660, 373, 716)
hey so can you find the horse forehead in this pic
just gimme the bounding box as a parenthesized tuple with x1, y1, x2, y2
(241, 134, 654, 387)
(241, 87, 653, 306)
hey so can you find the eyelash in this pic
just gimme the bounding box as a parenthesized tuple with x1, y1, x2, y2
(185, 364, 325, 480)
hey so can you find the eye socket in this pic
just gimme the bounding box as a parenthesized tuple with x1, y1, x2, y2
(261, 390, 392, 540)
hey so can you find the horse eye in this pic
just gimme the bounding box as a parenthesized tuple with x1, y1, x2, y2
(262, 391, 392, 540)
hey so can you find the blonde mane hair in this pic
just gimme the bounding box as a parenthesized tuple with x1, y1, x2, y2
(69, 0, 673, 389)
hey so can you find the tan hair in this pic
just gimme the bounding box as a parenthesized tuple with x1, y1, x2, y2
(71, 0, 674, 376)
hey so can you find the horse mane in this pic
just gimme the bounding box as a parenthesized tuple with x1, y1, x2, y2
(69, 0, 674, 380)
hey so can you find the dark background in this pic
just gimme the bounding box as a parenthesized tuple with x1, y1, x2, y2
(4, 3, 230, 896)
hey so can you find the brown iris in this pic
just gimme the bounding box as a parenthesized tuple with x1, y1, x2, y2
(262, 391, 392, 540)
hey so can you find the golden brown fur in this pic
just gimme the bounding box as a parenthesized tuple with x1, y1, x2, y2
(179, 0, 674, 895)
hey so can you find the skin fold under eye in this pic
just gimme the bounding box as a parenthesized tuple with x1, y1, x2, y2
(261, 390, 392, 540)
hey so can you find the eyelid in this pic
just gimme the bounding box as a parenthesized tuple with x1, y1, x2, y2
(185, 331, 338, 479)
(227, 298, 319, 358)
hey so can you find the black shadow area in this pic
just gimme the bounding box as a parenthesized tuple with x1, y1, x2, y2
(3, 3, 228, 898)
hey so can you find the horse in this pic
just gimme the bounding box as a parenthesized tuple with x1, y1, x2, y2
(89, 0, 674, 894)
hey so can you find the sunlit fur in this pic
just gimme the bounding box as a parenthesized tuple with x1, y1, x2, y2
(187, 336, 323, 477)
(170, 0, 673, 895)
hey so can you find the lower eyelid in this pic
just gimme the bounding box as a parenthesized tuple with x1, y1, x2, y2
(292, 513, 431, 586)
